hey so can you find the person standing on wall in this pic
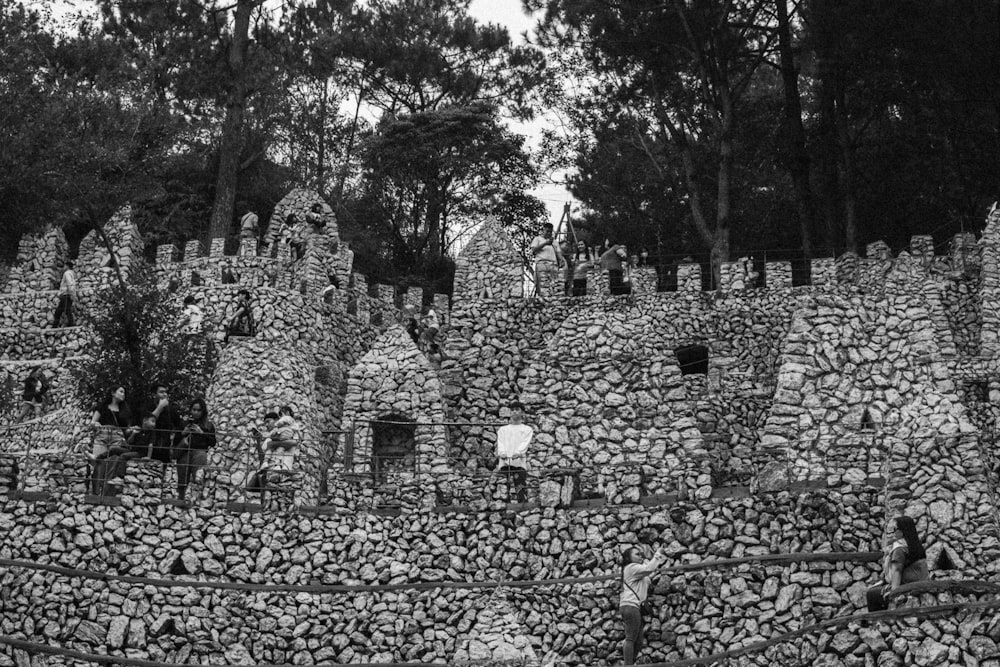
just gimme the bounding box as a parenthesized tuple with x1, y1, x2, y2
(530, 223, 563, 297)
(620, 545, 666, 665)
(600, 243, 631, 296)
(148, 384, 183, 477)
(172, 397, 217, 501)
(52, 260, 77, 327)
(494, 405, 532, 503)
(571, 240, 594, 296)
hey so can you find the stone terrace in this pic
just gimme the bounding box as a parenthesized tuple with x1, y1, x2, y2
(1, 198, 1000, 666)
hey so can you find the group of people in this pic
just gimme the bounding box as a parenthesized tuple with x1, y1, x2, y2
(86, 382, 301, 503)
(617, 514, 929, 664)
(88, 384, 216, 500)
(530, 223, 649, 297)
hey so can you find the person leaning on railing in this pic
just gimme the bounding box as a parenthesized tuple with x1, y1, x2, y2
(88, 386, 134, 496)
(172, 397, 216, 501)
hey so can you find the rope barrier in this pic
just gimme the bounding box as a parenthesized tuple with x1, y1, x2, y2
(1, 590, 997, 667)
(0, 552, 882, 594)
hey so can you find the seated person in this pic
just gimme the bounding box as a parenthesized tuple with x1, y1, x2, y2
(126, 414, 158, 460)
(247, 407, 298, 497)
(224, 289, 255, 342)
(495, 406, 532, 503)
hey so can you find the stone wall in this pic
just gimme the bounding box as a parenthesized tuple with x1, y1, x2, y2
(0, 488, 888, 666)
(442, 290, 799, 474)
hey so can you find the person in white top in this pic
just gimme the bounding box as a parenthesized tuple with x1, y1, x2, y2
(52, 260, 78, 327)
(180, 296, 204, 338)
(494, 406, 532, 502)
(530, 223, 563, 297)
(619, 545, 666, 664)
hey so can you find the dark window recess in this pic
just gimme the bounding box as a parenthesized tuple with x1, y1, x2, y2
(372, 414, 416, 481)
(860, 407, 876, 432)
(676, 344, 709, 375)
(935, 548, 956, 571)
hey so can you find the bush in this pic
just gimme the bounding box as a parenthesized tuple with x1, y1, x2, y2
(69, 263, 215, 418)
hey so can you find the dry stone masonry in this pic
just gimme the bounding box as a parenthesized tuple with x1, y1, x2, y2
(1, 195, 1000, 666)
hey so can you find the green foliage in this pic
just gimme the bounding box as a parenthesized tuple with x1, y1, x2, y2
(0, 2, 188, 259)
(351, 103, 544, 288)
(68, 266, 215, 418)
(311, 0, 545, 116)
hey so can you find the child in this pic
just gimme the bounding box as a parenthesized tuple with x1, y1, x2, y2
(126, 414, 158, 460)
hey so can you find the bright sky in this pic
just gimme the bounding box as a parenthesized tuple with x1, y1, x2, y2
(468, 0, 573, 224)
(35, 0, 573, 224)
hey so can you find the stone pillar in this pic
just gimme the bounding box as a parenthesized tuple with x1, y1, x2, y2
(835, 252, 859, 285)
(183, 240, 202, 262)
(239, 237, 257, 257)
(950, 232, 978, 273)
(209, 238, 226, 257)
(866, 240, 891, 261)
(811, 258, 836, 286)
(587, 266, 608, 296)
(910, 235, 935, 263)
(535, 267, 563, 297)
(405, 287, 423, 311)
(156, 244, 178, 265)
(765, 261, 792, 288)
(678, 263, 702, 291)
(719, 262, 742, 291)
(433, 293, 450, 326)
(630, 266, 657, 294)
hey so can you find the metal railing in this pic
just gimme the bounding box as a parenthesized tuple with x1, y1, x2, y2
(0, 417, 898, 514)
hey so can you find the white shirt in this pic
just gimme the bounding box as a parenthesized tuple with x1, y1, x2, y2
(59, 269, 77, 296)
(182, 304, 204, 335)
(531, 235, 557, 263)
(495, 423, 532, 469)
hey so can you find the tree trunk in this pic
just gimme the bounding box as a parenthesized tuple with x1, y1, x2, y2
(817, 72, 841, 251)
(834, 79, 858, 252)
(775, 0, 814, 258)
(207, 0, 255, 243)
(316, 78, 327, 190)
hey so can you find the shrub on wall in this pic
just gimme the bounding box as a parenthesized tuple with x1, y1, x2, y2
(68, 263, 215, 417)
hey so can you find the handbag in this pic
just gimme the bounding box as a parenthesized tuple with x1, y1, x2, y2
(624, 577, 653, 616)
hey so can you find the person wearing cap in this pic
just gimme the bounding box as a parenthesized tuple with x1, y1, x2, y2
(494, 406, 532, 503)
(240, 211, 259, 239)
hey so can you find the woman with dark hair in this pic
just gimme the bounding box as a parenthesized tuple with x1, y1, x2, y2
(619, 545, 666, 665)
(89, 386, 133, 495)
(173, 397, 217, 501)
(868, 515, 930, 611)
(886, 515, 929, 590)
(571, 241, 594, 296)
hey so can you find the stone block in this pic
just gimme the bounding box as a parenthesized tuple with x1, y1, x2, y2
(678, 263, 701, 291)
(866, 240, 890, 261)
(209, 238, 226, 257)
(811, 258, 836, 286)
(156, 244, 178, 264)
(765, 261, 792, 288)
(183, 239, 202, 262)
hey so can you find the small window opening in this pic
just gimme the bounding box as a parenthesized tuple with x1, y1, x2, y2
(860, 407, 876, 432)
(935, 548, 956, 571)
(676, 344, 709, 375)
